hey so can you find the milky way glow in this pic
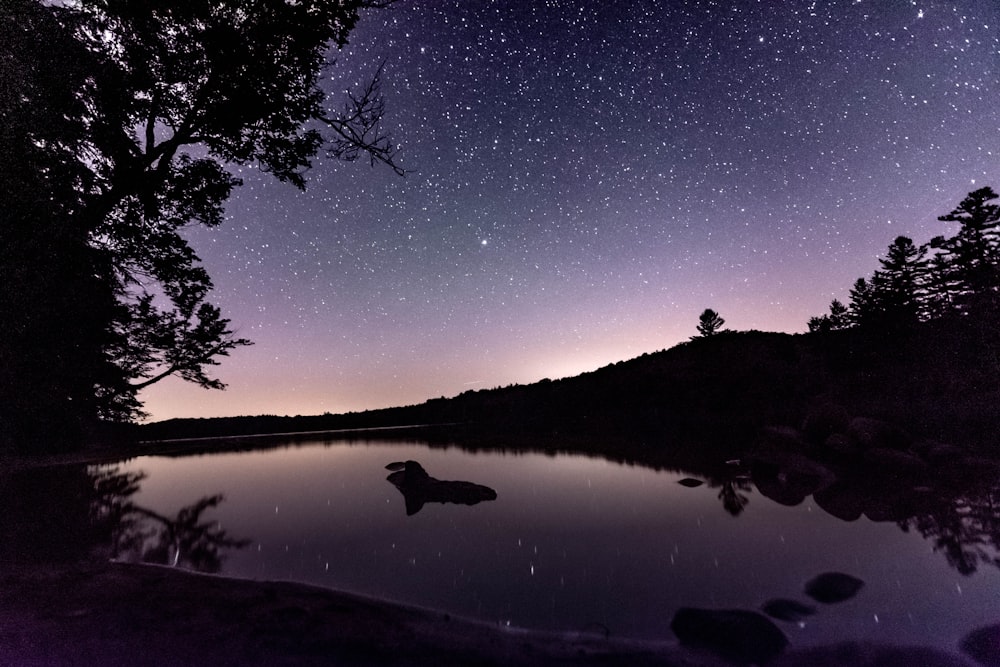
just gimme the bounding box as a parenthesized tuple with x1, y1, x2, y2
(141, 0, 998, 421)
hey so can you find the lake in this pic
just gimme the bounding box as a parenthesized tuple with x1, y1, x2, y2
(86, 437, 1000, 653)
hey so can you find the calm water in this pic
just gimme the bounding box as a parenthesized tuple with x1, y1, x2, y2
(96, 438, 1000, 650)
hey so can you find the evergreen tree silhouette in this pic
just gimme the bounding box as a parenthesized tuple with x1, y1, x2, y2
(694, 309, 726, 338)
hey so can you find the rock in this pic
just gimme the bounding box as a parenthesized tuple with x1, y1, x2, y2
(862, 496, 919, 523)
(924, 442, 965, 467)
(862, 448, 928, 481)
(823, 433, 861, 459)
(386, 461, 497, 516)
(813, 482, 865, 522)
(802, 403, 850, 444)
(677, 478, 704, 488)
(761, 599, 816, 623)
(847, 417, 911, 451)
(757, 427, 807, 454)
(671, 607, 788, 664)
(961, 623, 1000, 667)
(804, 572, 864, 604)
(750, 453, 834, 507)
(952, 456, 1000, 483)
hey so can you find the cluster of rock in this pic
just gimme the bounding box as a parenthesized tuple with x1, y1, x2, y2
(670, 572, 864, 664)
(748, 404, 1000, 523)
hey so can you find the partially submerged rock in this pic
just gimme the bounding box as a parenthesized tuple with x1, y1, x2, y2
(847, 417, 911, 451)
(386, 460, 498, 516)
(804, 572, 864, 604)
(801, 403, 850, 444)
(678, 478, 704, 488)
(961, 622, 1000, 667)
(861, 448, 928, 481)
(812, 483, 865, 522)
(671, 607, 788, 664)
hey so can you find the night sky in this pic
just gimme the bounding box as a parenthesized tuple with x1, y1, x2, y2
(141, 0, 999, 422)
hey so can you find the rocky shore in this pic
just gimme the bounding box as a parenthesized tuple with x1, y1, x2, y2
(0, 557, 992, 666)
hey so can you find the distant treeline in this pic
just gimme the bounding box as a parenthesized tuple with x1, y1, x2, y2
(142, 319, 1000, 453)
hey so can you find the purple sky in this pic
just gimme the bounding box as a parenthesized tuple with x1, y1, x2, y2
(141, 0, 998, 421)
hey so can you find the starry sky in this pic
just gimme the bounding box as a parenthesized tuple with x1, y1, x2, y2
(140, 0, 999, 422)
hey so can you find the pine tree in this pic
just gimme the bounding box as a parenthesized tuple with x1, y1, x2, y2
(934, 187, 1000, 312)
(694, 309, 726, 338)
(874, 236, 927, 329)
(848, 277, 878, 328)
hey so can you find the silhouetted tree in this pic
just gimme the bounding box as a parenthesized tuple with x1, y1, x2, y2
(931, 187, 1000, 313)
(694, 309, 726, 338)
(848, 277, 878, 327)
(1, 0, 401, 448)
(0, 0, 128, 446)
(808, 299, 851, 333)
(871, 236, 927, 331)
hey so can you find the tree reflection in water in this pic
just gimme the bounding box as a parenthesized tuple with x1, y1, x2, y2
(742, 455, 1000, 576)
(0, 465, 251, 573)
(90, 467, 250, 573)
(898, 487, 1000, 576)
(717, 477, 752, 517)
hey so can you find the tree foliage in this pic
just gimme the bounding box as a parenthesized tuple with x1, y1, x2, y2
(1, 0, 401, 450)
(809, 187, 1000, 338)
(694, 309, 726, 338)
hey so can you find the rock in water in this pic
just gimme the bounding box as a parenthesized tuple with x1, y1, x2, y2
(670, 607, 788, 664)
(961, 623, 1000, 667)
(804, 572, 864, 604)
(761, 598, 816, 623)
(677, 478, 704, 488)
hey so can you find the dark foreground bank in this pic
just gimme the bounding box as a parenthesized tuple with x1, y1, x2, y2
(0, 558, 984, 667)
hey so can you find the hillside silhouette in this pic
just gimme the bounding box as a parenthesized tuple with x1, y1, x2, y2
(140, 314, 1000, 457)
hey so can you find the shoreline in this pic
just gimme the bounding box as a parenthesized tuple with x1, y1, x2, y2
(0, 558, 981, 666)
(0, 558, 711, 666)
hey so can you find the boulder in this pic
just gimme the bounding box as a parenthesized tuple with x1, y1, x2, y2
(757, 426, 808, 454)
(823, 433, 861, 460)
(671, 607, 788, 664)
(750, 454, 835, 507)
(804, 572, 864, 604)
(847, 417, 911, 451)
(813, 482, 865, 522)
(961, 623, 1000, 667)
(802, 403, 850, 444)
(677, 478, 704, 488)
(923, 442, 965, 467)
(862, 448, 928, 481)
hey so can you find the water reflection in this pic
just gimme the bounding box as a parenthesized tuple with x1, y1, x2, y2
(0, 465, 109, 565)
(744, 449, 1000, 576)
(385, 460, 498, 516)
(7, 437, 1000, 652)
(900, 488, 1000, 576)
(93, 468, 250, 572)
(0, 465, 249, 573)
(717, 477, 752, 517)
(112, 494, 251, 572)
